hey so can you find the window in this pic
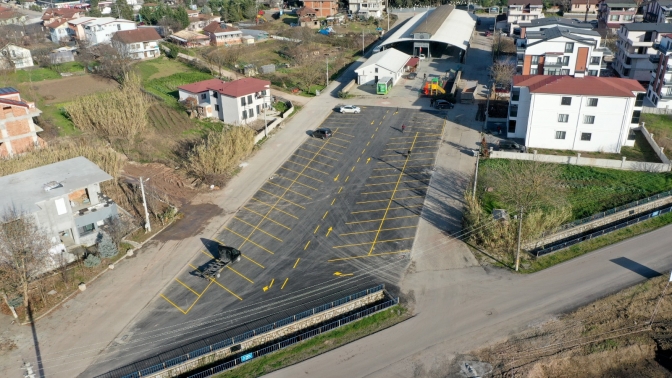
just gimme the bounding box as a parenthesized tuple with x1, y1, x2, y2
(242, 110, 247, 119)
(561, 69, 570, 75)
(78, 223, 95, 236)
(558, 114, 569, 122)
(212, 91, 218, 98)
(562, 56, 569, 66)
(635, 93, 645, 107)
(117, 24, 121, 31)
(249, 108, 254, 117)
(509, 105, 518, 117)
(587, 98, 598, 107)
(241, 97, 246, 106)
(565, 42, 574, 52)
(588, 70, 598, 76)
(590, 56, 601, 65)
(631, 110, 641, 123)
(247, 95, 253, 104)
(555, 131, 566, 139)
(200, 93, 206, 100)
(610, 14, 619, 21)
(215, 104, 220, 111)
(530, 68, 538, 74)
(512, 88, 520, 101)
(583, 115, 595, 124)
(581, 132, 592, 141)
(55, 198, 67, 215)
(561, 97, 572, 105)
(624, 68, 631, 76)
(624, 15, 633, 21)
(375, 68, 378, 73)
(531, 55, 539, 64)
(628, 130, 637, 140)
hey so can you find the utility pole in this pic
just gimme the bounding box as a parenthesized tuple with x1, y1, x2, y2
(140, 177, 151, 233)
(585, 0, 590, 22)
(472, 151, 479, 201)
(362, 28, 365, 55)
(387, 0, 390, 31)
(326, 55, 329, 87)
(515, 207, 523, 271)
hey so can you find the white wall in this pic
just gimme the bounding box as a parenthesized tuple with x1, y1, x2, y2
(355, 64, 401, 85)
(521, 93, 638, 153)
(178, 88, 271, 125)
(85, 21, 137, 45)
(0, 45, 34, 69)
(524, 36, 601, 76)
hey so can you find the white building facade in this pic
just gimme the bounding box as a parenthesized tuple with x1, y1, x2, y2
(517, 26, 607, 77)
(646, 35, 672, 107)
(643, 0, 672, 23)
(354, 48, 411, 85)
(508, 75, 645, 153)
(506, 0, 544, 34)
(178, 78, 272, 125)
(348, 0, 385, 19)
(0, 44, 34, 69)
(613, 22, 672, 81)
(83, 18, 137, 45)
(111, 28, 162, 60)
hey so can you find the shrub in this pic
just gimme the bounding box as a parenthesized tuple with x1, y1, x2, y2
(84, 254, 102, 268)
(186, 126, 255, 182)
(97, 232, 118, 259)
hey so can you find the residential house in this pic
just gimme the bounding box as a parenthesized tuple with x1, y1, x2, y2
(111, 28, 162, 60)
(41, 8, 85, 25)
(47, 18, 71, 43)
(67, 17, 97, 41)
(0, 87, 44, 157)
(646, 34, 672, 107)
(507, 75, 645, 153)
(83, 18, 137, 45)
(296, 6, 318, 18)
(0, 44, 34, 70)
(354, 48, 411, 85)
(597, 0, 637, 30)
(177, 78, 271, 125)
(302, 0, 339, 17)
(506, 0, 544, 34)
(613, 22, 672, 81)
(349, 0, 386, 19)
(187, 13, 220, 32)
(0, 6, 27, 25)
(169, 30, 210, 48)
(516, 26, 608, 77)
(643, 0, 672, 23)
(0, 157, 118, 252)
(203, 22, 242, 46)
(569, 0, 597, 13)
(518, 16, 595, 38)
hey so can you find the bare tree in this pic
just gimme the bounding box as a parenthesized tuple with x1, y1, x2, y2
(490, 61, 516, 99)
(103, 215, 130, 248)
(0, 207, 52, 316)
(92, 44, 133, 81)
(295, 60, 325, 92)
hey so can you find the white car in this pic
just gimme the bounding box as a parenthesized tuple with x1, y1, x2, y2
(419, 54, 426, 61)
(340, 105, 361, 114)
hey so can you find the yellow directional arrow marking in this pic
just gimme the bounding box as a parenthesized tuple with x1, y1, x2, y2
(366, 157, 371, 164)
(326, 226, 333, 237)
(334, 272, 354, 277)
(334, 173, 340, 181)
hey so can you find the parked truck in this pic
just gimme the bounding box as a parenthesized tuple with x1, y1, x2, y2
(196, 244, 241, 279)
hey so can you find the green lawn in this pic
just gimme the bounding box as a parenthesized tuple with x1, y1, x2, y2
(136, 58, 202, 82)
(534, 131, 660, 163)
(13, 68, 62, 82)
(54, 61, 86, 73)
(641, 113, 672, 159)
(39, 103, 79, 136)
(144, 71, 214, 108)
(479, 159, 672, 220)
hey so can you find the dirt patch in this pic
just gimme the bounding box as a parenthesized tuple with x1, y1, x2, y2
(121, 162, 198, 208)
(154, 203, 224, 241)
(471, 275, 672, 377)
(30, 75, 118, 104)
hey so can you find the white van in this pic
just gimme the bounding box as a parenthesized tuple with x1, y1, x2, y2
(373, 46, 382, 53)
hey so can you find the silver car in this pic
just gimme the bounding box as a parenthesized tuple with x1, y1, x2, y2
(340, 105, 361, 114)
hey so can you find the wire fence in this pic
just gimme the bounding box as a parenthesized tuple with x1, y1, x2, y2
(543, 190, 672, 236)
(113, 285, 384, 378)
(533, 206, 672, 257)
(187, 298, 400, 378)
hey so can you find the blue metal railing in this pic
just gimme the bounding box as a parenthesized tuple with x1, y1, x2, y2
(187, 298, 399, 378)
(112, 285, 384, 378)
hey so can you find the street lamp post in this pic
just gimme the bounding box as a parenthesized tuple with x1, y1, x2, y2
(326, 55, 329, 87)
(139, 177, 151, 233)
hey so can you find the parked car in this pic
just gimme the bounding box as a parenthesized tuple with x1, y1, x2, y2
(589, 20, 598, 27)
(407, 72, 417, 79)
(435, 100, 454, 109)
(419, 54, 426, 61)
(313, 128, 332, 139)
(477, 17, 481, 25)
(340, 105, 361, 114)
(498, 140, 526, 152)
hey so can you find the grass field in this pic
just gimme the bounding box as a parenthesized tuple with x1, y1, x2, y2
(479, 159, 672, 220)
(534, 131, 661, 163)
(136, 58, 202, 81)
(144, 71, 213, 108)
(641, 113, 672, 159)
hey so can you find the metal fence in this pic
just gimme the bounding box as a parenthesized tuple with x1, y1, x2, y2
(545, 190, 672, 236)
(533, 206, 672, 257)
(187, 298, 400, 378)
(114, 285, 384, 378)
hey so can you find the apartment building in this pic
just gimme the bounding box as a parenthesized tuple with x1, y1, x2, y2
(506, 0, 544, 34)
(177, 78, 271, 125)
(349, 0, 386, 19)
(83, 18, 137, 45)
(302, 0, 338, 17)
(597, 0, 637, 29)
(0, 87, 44, 157)
(643, 0, 672, 24)
(518, 17, 594, 38)
(517, 26, 607, 76)
(111, 28, 162, 60)
(613, 23, 672, 81)
(646, 34, 672, 107)
(507, 75, 645, 153)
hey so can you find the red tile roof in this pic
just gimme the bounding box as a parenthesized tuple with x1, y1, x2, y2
(111, 28, 162, 44)
(46, 18, 70, 28)
(203, 21, 240, 34)
(0, 98, 29, 108)
(178, 78, 271, 98)
(513, 75, 645, 97)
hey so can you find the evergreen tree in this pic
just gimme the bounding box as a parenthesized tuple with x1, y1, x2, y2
(89, 0, 102, 17)
(97, 232, 118, 259)
(174, 6, 190, 29)
(84, 254, 101, 268)
(112, 0, 134, 21)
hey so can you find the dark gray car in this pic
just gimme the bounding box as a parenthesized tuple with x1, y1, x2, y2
(498, 140, 526, 152)
(313, 128, 332, 139)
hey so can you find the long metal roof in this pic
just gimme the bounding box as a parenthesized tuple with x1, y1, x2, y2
(411, 4, 454, 36)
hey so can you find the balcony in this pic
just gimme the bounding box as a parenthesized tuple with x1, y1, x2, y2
(654, 43, 672, 54)
(661, 92, 672, 99)
(544, 60, 567, 67)
(650, 55, 661, 64)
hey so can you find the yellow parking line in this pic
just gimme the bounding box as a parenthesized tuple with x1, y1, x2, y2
(281, 278, 289, 289)
(242, 206, 292, 230)
(304, 144, 343, 155)
(365, 179, 429, 187)
(242, 254, 265, 268)
(233, 217, 283, 241)
(351, 204, 423, 214)
(383, 145, 436, 151)
(227, 265, 254, 283)
(304, 240, 310, 250)
(279, 166, 324, 182)
(208, 278, 243, 301)
(377, 157, 436, 163)
(175, 278, 201, 297)
(332, 237, 415, 249)
(357, 195, 423, 204)
(379, 152, 434, 158)
(160, 294, 187, 314)
(331, 136, 351, 143)
(183, 280, 215, 313)
(265, 181, 312, 200)
(298, 148, 340, 161)
(275, 175, 318, 191)
(345, 215, 418, 225)
(339, 226, 417, 236)
(387, 134, 441, 140)
(291, 154, 334, 168)
(334, 131, 355, 138)
(372, 165, 433, 171)
(328, 249, 411, 262)
(328, 141, 348, 149)
(222, 228, 275, 254)
(258, 189, 306, 209)
(293, 257, 300, 268)
(286, 160, 330, 176)
(361, 186, 428, 195)
(250, 198, 299, 219)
